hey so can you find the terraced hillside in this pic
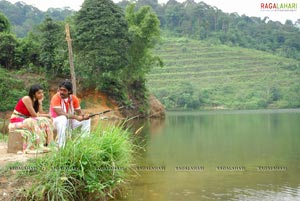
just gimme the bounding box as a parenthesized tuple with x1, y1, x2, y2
(147, 37, 300, 110)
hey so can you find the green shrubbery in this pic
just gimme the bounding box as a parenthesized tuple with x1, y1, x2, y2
(0, 68, 51, 112)
(14, 124, 135, 200)
(0, 68, 26, 111)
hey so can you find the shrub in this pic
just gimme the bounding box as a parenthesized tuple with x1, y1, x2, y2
(0, 68, 26, 111)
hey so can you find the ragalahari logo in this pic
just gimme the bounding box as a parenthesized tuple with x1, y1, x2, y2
(260, 2, 298, 11)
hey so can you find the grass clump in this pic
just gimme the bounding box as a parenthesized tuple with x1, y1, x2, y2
(16, 124, 135, 200)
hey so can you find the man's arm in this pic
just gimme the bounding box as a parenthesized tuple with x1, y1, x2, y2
(53, 107, 86, 121)
(74, 109, 90, 120)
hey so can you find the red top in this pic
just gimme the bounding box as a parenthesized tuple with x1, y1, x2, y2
(10, 98, 31, 123)
(15, 99, 31, 117)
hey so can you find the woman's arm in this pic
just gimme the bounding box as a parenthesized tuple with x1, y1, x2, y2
(38, 99, 51, 118)
(22, 96, 38, 117)
(38, 99, 44, 113)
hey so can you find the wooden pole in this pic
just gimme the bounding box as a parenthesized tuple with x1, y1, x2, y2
(65, 23, 77, 95)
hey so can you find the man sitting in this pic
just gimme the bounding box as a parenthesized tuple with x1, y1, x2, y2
(50, 80, 90, 148)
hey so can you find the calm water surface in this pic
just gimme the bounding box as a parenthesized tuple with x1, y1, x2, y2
(123, 109, 300, 201)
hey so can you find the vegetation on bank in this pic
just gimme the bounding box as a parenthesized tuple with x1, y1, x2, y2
(147, 36, 300, 110)
(2, 124, 136, 200)
(0, 0, 162, 116)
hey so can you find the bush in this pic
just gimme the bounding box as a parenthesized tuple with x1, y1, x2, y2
(0, 68, 26, 111)
(17, 124, 135, 200)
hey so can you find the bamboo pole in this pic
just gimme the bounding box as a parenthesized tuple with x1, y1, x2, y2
(65, 23, 77, 95)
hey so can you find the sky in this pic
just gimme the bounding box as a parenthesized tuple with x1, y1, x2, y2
(4, 0, 300, 24)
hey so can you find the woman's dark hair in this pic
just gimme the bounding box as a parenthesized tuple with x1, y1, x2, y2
(28, 84, 43, 112)
(59, 80, 73, 94)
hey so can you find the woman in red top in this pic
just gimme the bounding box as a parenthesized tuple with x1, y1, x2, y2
(9, 84, 54, 153)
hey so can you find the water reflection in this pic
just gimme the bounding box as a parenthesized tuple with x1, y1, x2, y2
(231, 185, 300, 201)
(122, 110, 300, 200)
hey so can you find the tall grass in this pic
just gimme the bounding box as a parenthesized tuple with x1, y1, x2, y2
(16, 123, 136, 200)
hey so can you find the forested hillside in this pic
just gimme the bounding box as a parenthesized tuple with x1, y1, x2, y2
(117, 0, 300, 60)
(147, 36, 300, 110)
(0, 0, 74, 37)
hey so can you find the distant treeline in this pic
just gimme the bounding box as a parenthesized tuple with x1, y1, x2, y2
(0, 0, 75, 37)
(117, 0, 300, 60)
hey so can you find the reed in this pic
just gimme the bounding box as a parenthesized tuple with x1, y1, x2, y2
(16, 123, 136, 200)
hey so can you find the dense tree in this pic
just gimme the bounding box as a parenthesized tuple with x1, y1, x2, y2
(17, 32, 41, 69)
(39, 16, 66, 75)
(125, 4, 162, 98)
(74, 0, 131, 98)
(0, 32, 18, 69)
(164, 1, 185, 32)
(0, 12, 10, 32)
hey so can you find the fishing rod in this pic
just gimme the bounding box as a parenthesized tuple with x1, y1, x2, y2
(88, 104, 133, 118)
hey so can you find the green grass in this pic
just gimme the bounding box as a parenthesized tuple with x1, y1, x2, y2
(148, 36, 300, 110)
(0, 132, 8, 142)
(9, 123, 136, 200)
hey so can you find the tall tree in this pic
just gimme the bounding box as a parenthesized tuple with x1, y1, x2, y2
(0, 12, 15, 69)
(0, 32, 18, 69)
(0, 12, 10, 33)
(39, 16, 66, 75)
(17, 32, 41, 68)
(74, 0, 131, 97)
(125, 3, 162, 97)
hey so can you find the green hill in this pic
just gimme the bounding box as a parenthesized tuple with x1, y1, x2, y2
(148, 36, 300, 110)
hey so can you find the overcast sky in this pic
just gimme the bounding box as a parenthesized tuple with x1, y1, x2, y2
(4, 0, 300, 23)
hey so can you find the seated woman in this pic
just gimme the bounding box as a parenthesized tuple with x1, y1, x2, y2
(9, 84, 55, 153)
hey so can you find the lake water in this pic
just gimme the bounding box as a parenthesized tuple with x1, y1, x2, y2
(122, 109, 300, 201)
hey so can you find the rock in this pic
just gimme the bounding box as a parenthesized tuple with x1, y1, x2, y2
(148, 95, 166, 118)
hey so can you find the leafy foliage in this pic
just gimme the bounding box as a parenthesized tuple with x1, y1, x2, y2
(74, 0, 131, 97)
(125, 3, 163, 99)
(0, 11, 10, 33)
(38, 16, 68, 76)
(125, 4, 162, 74)
(17, 33, 42, 70)
(117, 0, 300, 60)
(0, 68, 26, 111)
(0, 68, 51, 112)
(0, 0, 74, 37)
(0, 32, 18, 69)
